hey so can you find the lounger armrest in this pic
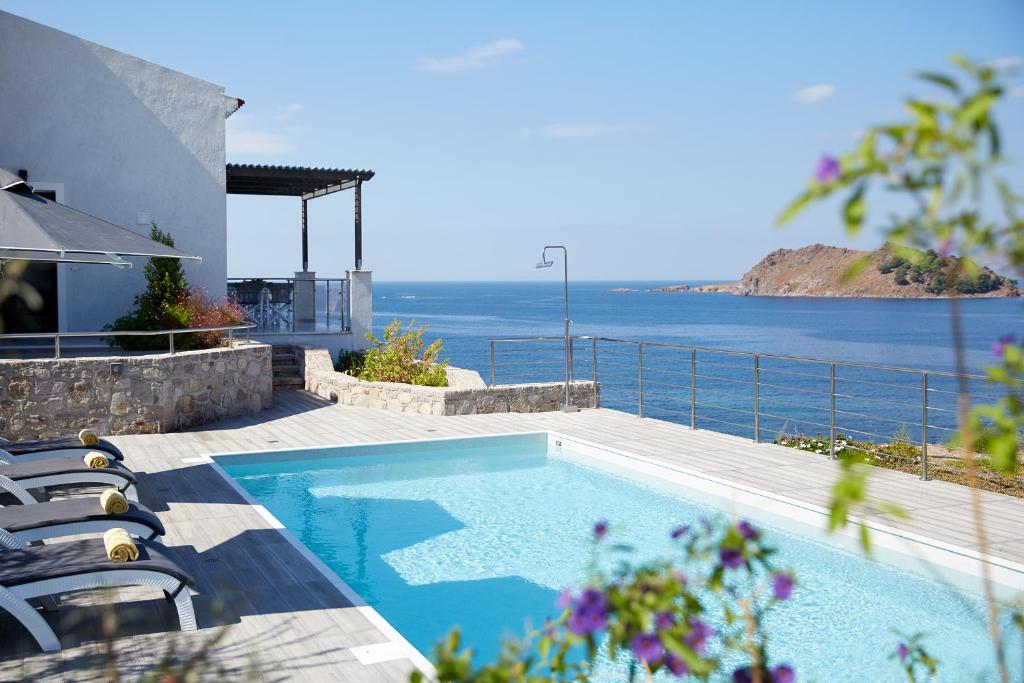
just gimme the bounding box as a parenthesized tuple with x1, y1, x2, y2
(0, 449, 12, 465)
(0, 528, 26, 550)
(0, 475, 37, 505)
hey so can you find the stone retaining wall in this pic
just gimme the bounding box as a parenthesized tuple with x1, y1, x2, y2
(0, 343, 273, 438)
(299, 346, 598, 415)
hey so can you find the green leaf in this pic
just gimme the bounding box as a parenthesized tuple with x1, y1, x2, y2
(841, 254, 872, 283)
(842, 182, 867, 235)
(859, 524, 872, 555)
(955, 91, 996, 128)
(916, 71, 961, 94)
(776, 190, 815, 227)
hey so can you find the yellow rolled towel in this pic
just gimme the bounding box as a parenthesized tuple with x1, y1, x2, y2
(103, 527, 138, 563)
(100, 488, 129, 515)
(84, 451, 109, 469)
(78, 428, 100, 446)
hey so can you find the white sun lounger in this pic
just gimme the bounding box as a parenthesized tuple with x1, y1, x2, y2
(0, 455, 138, 501)
(0, 529, 196, 652)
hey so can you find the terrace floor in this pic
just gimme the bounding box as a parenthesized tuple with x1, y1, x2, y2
(3, 389, 1023, 681)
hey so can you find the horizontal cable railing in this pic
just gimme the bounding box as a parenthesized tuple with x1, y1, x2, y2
(487, 335, 1009, 482)
(227, 277, 350, 333)
(0, 323, 256, 359)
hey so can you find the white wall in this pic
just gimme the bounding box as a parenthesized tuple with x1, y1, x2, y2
(0, 11, 228, 331)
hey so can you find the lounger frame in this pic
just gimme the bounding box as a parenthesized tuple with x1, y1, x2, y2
(0, 530, 195, 652)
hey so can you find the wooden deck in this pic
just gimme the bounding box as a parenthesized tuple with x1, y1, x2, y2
(3, 389, 1023, 681)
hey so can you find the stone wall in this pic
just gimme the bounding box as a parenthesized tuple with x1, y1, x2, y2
(299, 346, 598, 416)
(0, 343, 273, 438)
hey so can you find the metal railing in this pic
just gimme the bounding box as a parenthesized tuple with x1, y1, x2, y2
(227, 277, 350, 333)
(488, 335, 1007, 481)
(0, 323, 256, 359)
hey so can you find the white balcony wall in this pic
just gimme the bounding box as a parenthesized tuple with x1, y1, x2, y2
(0, 11, 228, 331)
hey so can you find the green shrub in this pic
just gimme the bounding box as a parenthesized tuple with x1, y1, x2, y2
(357, 319, 448, 386)
(105, 225, 242, 351)
(335, 349, 366, 375)
(875, 247, 1014, 294)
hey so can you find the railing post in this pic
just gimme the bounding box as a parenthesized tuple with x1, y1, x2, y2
(489, 341, 496, 387)
(169, 332, 175, 355)
(637, 342, 644, 418)
(591, 337, 598, 408)
(921, 372, 930, 481)
(690, 349, 697, 430)
(53, 334, 61, 359)
(227, 327, 234, 347)
(753, 354, 760, 443)
(829, 363, 836, 459)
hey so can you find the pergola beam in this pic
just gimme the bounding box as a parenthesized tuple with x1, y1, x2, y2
(225, 163, 374, 271)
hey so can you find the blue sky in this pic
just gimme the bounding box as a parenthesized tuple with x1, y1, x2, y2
(6, 1, 1024, 281)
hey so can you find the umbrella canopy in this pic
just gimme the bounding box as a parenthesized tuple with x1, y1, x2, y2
(0, 167, 200, 267)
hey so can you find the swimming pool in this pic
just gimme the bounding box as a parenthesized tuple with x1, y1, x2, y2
(214, 433, 1022, 681)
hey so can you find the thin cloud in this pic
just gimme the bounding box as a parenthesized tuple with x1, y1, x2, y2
(417, 38, 523, 72)
(793, 83, 837, 103)
(988, 55, 1023, 70)
(535, 122, 641, 139)
(226, 130, 292, 155)
(277, 103, 303, 119)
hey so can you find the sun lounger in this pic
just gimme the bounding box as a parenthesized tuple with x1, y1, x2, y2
(0, 456, 138, 501)
(0, 435, 125, 463)
(0, 530, 196, 651)
(0, 497, 164, 544)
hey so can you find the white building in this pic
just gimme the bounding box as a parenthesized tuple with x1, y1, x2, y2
(0, 10, 370, 353)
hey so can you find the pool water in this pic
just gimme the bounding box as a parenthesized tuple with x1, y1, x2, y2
(218, 434, 1021, 681)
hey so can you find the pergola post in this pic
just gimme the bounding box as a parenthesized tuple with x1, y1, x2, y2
(301, 198, 309, 272)
(354, 179, 362, 270)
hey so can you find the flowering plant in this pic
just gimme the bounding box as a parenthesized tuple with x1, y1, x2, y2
(413, 518, 797, 682)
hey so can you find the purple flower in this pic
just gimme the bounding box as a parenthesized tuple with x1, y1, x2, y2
(655, 611, 675, 631)
(719, 546, 744, 569)
(773, 664, 796, 683)
(671, 524, 690, 539)
(567, 607, 607, 636)
(665, 653, 689, 676)
(555, 587, 573, 610)
(685, 618, 715, 654)
(732, 666, 754, 683)
(992, 334, 1016, 359)
(567, 588, 609, 636)
(897, 642, 910, 660)
(630, 632, 664, 663)
(814, 155, 841, 184)
(577, 588, 607, 611)
(593, 520, 609, 540)
(737, 519, 759, 540)
(772, 573, 794, 601)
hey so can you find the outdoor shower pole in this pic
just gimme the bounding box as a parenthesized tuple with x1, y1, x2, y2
(536, 246, 573, 410)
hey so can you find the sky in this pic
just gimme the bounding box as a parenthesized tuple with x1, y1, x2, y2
(4, 1, 1024, 281)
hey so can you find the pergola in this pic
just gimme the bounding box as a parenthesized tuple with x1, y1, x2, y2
(225, 163, 374, 271)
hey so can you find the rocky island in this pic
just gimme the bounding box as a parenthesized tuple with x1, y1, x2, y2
(636, 244, 1019, 299)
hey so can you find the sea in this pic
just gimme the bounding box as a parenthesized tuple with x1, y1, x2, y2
(373, 281, 1021, 446)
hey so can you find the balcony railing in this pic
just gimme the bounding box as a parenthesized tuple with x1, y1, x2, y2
(0, 323, 256, 359)
(487, 335, 1011, 482)
(227, 277, 350, 333)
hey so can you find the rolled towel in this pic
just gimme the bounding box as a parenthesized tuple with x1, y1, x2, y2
(84, 451, 110, 469)
(78, 428, 100, 446)
(100, 488, 129, 515)
(103, 527, 138, 562)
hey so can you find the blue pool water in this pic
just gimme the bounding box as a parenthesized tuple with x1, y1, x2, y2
(218, 434, 1021, 682)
